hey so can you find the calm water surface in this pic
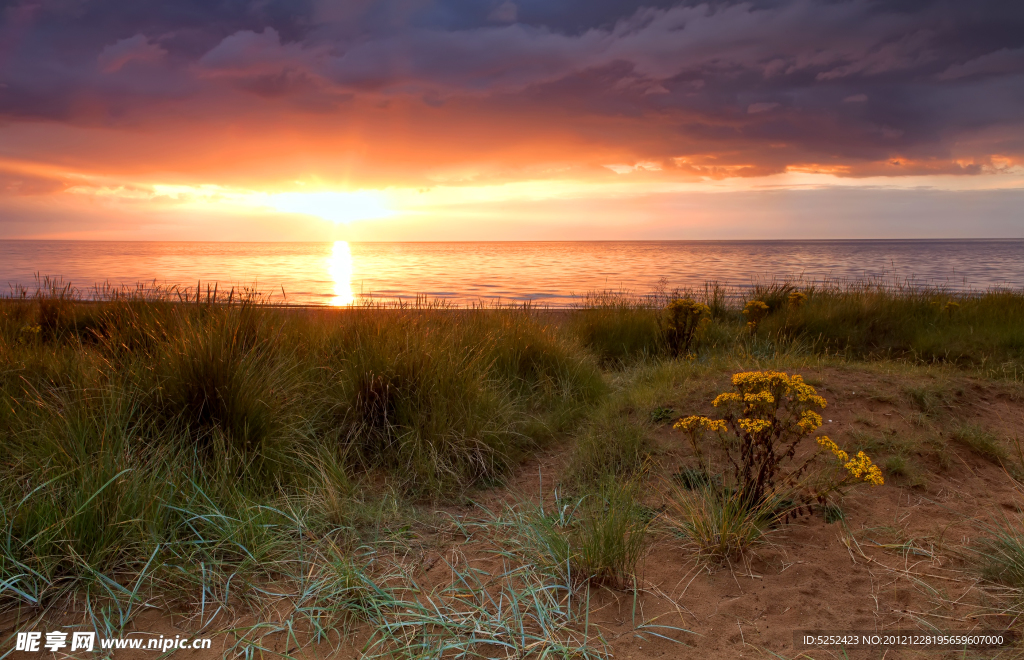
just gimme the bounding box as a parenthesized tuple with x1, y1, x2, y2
(1, 240, 1021, 306)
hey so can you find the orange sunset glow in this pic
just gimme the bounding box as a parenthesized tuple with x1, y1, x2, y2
(1, 1, 1022, 239)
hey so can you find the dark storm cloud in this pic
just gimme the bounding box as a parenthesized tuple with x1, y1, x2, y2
(1, 0, 1022, 175)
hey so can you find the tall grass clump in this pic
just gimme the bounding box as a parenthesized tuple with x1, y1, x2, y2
(319, 312, 519, 496)
(758, 281, 1024, 372)
(663, 297, 710, 357)
(0, 286, 610, 635)
(972, 509, 1024, 600)
(315, 308, 603, 497)
(571, 479, 649, 587)
(148, 302, 303, 479)
(475, 309, 606, 433)
(0, 385, 172, 609)
(748, 279, 798, 313)
(663, 483, 781, 561)
(517, 479, 649, 589)
(567, 290, 720, 363)
(567, 292, 663, 363)
(567, 412, 652, 485)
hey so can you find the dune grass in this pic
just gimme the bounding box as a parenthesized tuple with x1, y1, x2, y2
(2, 278, 1024, 655)
(951, 422, 1009, 464)
(0, 287, 608, 630)
(755, 280, 1024, 374)
(560, 279, 1024, 378)
(566, 411, 653, 486)
(662, 481, 784, 562)
(505, 478, 650, 590)
(973, 509, 1024, 601)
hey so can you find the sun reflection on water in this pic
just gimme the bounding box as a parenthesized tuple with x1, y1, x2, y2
(328, 240, 354, 306)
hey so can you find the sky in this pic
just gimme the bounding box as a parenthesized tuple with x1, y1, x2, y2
(0, 0, 1022, 240)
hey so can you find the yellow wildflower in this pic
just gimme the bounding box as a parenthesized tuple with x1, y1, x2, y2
(788, 291, 807, 308)
(738, 418, 772, 434)
(742, 300, 770, 332)
(673, 415, 726, 433)
(713, 392, 742, 407)
(798, 410, 823, 432)
(844, 451, 884, 486)
(667, 298, 711, 317)
(816, 435, 848, 462)
(731, 370, 789, 390)
(743, 391, 775, 404)
(790, 377, 827, 408)
(729, 371, 827, 408)
(742, 300, 769, 315)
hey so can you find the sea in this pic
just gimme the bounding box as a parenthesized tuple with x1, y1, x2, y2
(1, 240, 1021, 307)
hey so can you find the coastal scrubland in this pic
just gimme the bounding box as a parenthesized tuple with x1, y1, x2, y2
(2, 280, 1024, 658)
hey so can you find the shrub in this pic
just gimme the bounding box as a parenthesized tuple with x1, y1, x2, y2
(675, 371, 883, 506)
(741, 300, 770, 333)
(662, 298, 710, 357)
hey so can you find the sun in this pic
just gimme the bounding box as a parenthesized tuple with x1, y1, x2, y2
(268, 191, 394, 223)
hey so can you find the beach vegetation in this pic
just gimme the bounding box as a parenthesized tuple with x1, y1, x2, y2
(662, 297, 710, 357)
(951, 422, 1008, 463)
(2, 278, 1024, 657)
(663, 481, 783, 561)
(518, 479, 649, 589)
(567, 411, 652, 486)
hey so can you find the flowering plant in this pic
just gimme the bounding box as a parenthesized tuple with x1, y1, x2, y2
(663, 298, 710, 357)
(741, 300, 769, 333)
(675, 371, 882, 506)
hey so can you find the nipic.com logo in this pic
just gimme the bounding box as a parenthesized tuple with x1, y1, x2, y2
(14, 631, 213, 653)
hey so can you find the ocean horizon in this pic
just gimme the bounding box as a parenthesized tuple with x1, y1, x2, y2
(2, 239, 1022, 307)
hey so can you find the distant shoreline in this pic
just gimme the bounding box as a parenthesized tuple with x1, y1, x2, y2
(3, 240, 1022, 305)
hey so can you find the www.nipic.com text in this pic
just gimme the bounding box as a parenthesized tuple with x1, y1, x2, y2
(14, 632, 213, 652)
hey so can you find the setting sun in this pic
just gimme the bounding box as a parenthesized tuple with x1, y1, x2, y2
(268, 191, 394, 224)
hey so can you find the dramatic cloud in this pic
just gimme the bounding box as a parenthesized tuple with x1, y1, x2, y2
(97, 34, 167, 73)
(0, 0, 1021, 238)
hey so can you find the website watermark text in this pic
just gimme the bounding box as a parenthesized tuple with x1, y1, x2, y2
(14, 632, 212, 653)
